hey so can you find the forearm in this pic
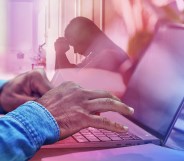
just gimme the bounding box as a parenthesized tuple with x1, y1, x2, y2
(0, 101, 60, 161)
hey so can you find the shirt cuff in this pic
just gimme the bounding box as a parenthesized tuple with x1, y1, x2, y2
(0, 80, 7, 88)
(7, 101, 60, 148)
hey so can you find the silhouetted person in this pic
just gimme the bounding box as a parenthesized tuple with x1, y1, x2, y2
(55, 16, 129, 72)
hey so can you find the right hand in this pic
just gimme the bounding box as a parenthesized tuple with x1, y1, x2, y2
(54, 37, 70, 54)
(0, 69, 52, 112)
(36, 81, 134, 139)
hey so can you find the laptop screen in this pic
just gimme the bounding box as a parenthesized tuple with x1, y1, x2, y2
(122, 23, 184, 142)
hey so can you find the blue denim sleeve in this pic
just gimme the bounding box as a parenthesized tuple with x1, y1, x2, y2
(0, 101, 60, 161)
(0, 80, 7, 87)
(0, 80, 8, 114)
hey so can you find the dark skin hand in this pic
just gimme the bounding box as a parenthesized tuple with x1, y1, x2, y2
(54, 37, 70, 54)
(0, 69, 52, 112)
(37, 81, 134, 139)
(54, 37, 76, 68)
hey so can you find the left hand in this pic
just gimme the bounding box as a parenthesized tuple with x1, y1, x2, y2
(0, 69, 52, 112)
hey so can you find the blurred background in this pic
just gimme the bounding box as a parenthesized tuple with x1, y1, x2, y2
(0, 0, 184, 75)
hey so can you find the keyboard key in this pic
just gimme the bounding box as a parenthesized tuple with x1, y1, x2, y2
(99, 136, 111, 141)
(109, 136, 122, 141)
(87, 137, 100, 142)
(84, 135, 100, 142)
(80, 132, 91, 135)
(104, 134, 118, 137)
(93, 133, 106, 137)
(83, 134, 95, 137)
(73, 135, 89, 143)
(73, 133, 82, 137)
(71, 128, 142, 143)
(75, 138, 89, 143)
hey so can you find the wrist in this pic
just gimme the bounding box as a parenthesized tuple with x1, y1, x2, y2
(8, 101, 60, 145)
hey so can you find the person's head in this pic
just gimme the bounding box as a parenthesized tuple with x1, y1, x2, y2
(64, 17, 102, 55)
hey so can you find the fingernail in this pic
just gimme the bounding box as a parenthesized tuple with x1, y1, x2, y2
(123, 126, 128, 131)
(129, 107, 134, 115)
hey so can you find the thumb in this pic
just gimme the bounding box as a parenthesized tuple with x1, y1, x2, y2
(16, 94, 37, 104)
(30, 69, 53, 96)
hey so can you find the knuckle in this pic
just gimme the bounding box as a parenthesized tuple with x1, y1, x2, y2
(104, 98, 114, 105)
(55, 92, 64, 100)
(72, 88, 85, 99)
(102, 117, 110, 126)
(104, 91, 112, 97)
(96, 90, 112, 98)
(76, 109, 90, 122)
(60, 81, 81, 90)
(61, 81, 75, 86)
(30, 70, 42, 79)
(80, 89, 89, 95)
(82, 101, 92, 112)
(100, 90, 112, 98)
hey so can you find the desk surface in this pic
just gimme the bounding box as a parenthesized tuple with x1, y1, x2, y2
(31, 109, 184, 161)
(31, 144, 184, 161)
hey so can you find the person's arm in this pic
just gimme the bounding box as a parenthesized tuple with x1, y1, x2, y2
(0, 80, 8, 114)
(0, 101, 60, 161)
(0, 79, 134, 160)
(0, 70, 52, 113)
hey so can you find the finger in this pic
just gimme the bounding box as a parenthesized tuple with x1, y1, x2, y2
(34, 68, 49, 81)
(89, 115, 128, 133)
(84, 98, 134, 115)
(82, 89, 121, 101)
(30, 70, 52, 96)
(13, 94, 36, 108)
(17, 95, 36, 102)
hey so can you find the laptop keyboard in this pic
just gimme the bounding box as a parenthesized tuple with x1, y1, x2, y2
(72, 127, 141, 143)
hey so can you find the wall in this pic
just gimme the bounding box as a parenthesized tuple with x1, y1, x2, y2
(44, 0, 127, 71)
(4, 0, 35, 74)
(0, 0, 128, 74)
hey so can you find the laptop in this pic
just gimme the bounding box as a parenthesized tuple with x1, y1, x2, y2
(44, 22, 184, 148)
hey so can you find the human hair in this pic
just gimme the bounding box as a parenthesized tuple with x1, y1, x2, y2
(64, 17, 103, 45)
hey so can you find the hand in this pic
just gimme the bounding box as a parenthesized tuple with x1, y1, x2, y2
(0, 69, 52, 112)
(54, 37, 70, 54)
(36, 81, 134, 139)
